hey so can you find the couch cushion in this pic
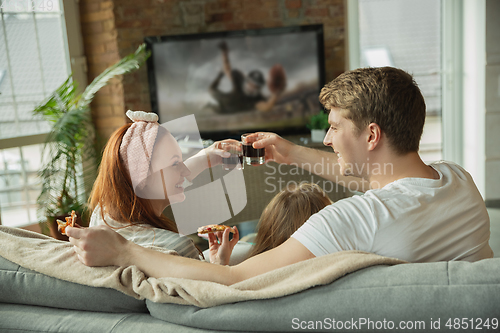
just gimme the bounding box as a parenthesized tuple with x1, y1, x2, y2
(0, 256, 147, 313)
(146, 258, 500, 332)
(0, 303, 209, 333)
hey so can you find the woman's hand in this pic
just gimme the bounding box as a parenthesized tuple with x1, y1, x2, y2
(66, 225, 132, 267)
(204, 226, 239, 266)
(204, 139, 240, 168)
(184, 139, 239, 181)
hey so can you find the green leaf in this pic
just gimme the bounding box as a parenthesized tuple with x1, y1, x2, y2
(33, 43, 149, 221)
(78, 43, 150, 109)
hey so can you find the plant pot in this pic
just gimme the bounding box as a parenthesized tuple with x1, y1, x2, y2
(310, 129, 326, 143)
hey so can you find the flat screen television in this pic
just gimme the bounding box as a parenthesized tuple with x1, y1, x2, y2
(145, 24, 325, 140)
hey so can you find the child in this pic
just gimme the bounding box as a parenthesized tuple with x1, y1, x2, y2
(207, 182, 332, 265)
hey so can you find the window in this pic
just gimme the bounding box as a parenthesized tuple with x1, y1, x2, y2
(0, 0, 70, 227)
(348, 0, 455, 163)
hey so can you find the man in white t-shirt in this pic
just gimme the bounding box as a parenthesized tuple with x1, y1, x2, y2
(292, 161, 491, 262)
(67, 67, 492, 285)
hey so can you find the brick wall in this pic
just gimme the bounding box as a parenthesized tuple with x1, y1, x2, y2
(80, 0, 126, 143)
(80, 0, 346, 141)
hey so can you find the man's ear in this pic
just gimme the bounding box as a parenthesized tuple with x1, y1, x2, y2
(367, 123, 382, 151)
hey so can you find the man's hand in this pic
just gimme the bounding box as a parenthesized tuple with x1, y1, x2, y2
(205, 226, 239, 265)
(66, 225, 132, 267)
(250, 132, 297, 165)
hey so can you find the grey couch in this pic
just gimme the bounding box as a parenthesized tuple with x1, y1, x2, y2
(1, 253, 499, 333)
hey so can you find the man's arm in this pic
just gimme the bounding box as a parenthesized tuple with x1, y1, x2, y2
(253, 133, 370, 192)
(67, 226, 314, 285)
(290, 144, 370, 192)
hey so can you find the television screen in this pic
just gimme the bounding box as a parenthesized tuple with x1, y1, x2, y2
(145, 25, 325, 139)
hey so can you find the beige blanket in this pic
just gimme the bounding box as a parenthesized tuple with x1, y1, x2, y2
(0, 226, 406, 308)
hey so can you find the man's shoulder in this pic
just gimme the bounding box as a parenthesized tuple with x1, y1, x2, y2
(320, 160, 478, 218)
(430, 160, 473, 180)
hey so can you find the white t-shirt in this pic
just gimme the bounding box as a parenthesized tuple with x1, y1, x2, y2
(90, 206, 200, 260)
(292, 161, 493, 262)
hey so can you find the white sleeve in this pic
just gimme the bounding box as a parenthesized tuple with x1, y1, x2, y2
(91, 207, 200, 259)
(202, 241, 252, 266)
(117, 226, 200, 259)
(291, 196, 377, 257)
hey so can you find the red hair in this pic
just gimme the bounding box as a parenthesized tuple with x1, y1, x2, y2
(88, 124, 178, 232)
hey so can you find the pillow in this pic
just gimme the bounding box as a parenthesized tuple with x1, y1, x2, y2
(146, 259, 500, 331)
(0, 255, 147, 313)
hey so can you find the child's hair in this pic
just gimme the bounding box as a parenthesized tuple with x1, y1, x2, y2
(248, 182, 332, 257)
(88, 124, 178, 232)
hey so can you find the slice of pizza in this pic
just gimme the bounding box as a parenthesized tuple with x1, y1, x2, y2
(57, 210, 77, 235)
(197, 224, 235, 234)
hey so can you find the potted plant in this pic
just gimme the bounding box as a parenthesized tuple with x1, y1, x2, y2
(306, 110, 329, 142)
(33, 44, 150, 239)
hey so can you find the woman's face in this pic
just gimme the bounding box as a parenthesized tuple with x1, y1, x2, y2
(142, 131, 191, 205)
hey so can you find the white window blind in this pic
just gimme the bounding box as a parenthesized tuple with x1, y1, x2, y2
(350, 0, 444, 163)
(0, 0, 70, 227)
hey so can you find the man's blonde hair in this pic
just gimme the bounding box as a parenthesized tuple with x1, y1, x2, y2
(319, 67, 426, 155)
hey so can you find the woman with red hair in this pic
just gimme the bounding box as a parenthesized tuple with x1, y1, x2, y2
(88, 110, 232, 259)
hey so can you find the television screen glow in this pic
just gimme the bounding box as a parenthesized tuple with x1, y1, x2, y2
(146, 25, 325, 139)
